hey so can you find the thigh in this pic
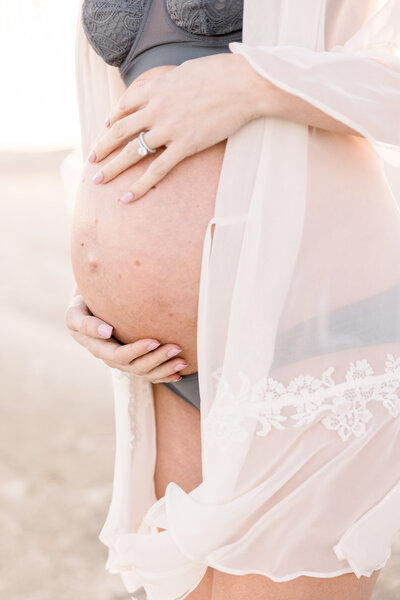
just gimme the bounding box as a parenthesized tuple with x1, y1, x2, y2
(152, 381, 202, 499)
(212, 569, 381, 600)
(152, 382, 214, 600)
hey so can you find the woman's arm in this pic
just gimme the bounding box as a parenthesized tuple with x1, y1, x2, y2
(89, 0, 400, 203)
(89, 52, 360, 204)
(239, 52, 361, 137)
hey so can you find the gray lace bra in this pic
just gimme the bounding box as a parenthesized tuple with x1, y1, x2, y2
(82, 0, 243, 85)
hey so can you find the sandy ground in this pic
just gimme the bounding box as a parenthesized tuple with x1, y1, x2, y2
(0, 150, 399, 600)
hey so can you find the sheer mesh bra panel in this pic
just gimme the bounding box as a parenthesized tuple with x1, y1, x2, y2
(82, 0, 243, 67)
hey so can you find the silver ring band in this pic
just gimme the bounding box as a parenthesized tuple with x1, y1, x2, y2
(137, 131, 156, 156)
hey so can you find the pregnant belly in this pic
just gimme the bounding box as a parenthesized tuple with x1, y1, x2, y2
(70, 67, 226, 373)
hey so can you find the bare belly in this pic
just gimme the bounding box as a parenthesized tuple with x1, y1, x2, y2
(70, 66, 226, 373)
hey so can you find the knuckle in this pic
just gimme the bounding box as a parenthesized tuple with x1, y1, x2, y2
(113, 348, 130, 366)
(126, 140, 139, 158)
(80, 315, 91, 335)
(117, 96, 127, 112)
(178, 134, 195, 153)
(111, 120, 125, 139)
(147, 97, 164, 119)
(128, 362, 140, 376)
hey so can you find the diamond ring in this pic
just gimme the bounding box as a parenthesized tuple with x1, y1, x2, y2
(137, 131, 157, 156)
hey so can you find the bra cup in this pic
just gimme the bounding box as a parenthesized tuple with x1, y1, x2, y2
(165, 0, 243, 35)
(82, 0, 146, 67)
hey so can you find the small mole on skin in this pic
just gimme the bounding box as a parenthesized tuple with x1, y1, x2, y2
(168, 313, 174, 318)
(88, 255, 98, 273)
(134, 260, 141, 267)
(80, 242, 85, 247)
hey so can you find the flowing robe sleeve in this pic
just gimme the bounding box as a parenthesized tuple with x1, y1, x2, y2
(229, 0, 400, 165)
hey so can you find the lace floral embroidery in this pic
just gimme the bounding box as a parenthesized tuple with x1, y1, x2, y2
(82, 0, 146, 66)
(203, 354, 400, 449)
(166, 0, 243, 36)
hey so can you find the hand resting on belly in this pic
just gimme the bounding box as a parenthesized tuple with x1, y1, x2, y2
(70, 66, 227, 375)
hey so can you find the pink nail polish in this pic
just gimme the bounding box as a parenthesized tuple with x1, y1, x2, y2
(167, 348, 182, 358)
(147, 341, 161, 351)
(92, 171, 104, 184)
(174, 362, 187, 372)
(105, 117, 110, 127)
(98, 323, 113, 338)
(88, 150, 96, 163)
(120, 191, 134, 204)
(173, 376, 182, 382)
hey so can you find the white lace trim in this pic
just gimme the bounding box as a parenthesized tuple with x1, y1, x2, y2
(112, 369, 153, 447)
(203, 354, 400, 448)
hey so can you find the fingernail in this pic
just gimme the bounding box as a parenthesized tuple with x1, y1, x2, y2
(98, 323, 113, 338)
(120, 191, 134, 204)
(174, 362, 187, 372)
(105, 117, 110, 127)
(92, 171, 104, 184)
(147, 341, 161, 351)
(173, 376, 182, 382)
(167, 347, 182, 358)
(88, 150, 96, 163)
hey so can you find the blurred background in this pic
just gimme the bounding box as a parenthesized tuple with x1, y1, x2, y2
(0, 1, 399, 599)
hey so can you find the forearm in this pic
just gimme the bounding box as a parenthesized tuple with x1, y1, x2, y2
(261, 80, 361, 136)
(233, 53, 362, 137)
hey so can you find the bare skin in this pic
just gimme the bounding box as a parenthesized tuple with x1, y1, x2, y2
(70, 64, 384, 600)
(152, 381, 382, 600)
(70, 66, 226, 375)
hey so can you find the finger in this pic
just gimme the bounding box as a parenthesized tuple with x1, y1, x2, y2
(141, 358, 188, 381)
(70, 330, 123, 360)
(100, 360, 183, 383)
(65, 297, 114, 339)
(105, 79, 150, 128)
(98, 131, 166, 185)
(151, 374, 183, 384)
(119, 143, 184, 204)
(92, 108, 150, 164)
(128, 345, 186, 376)
(110, 339, 180, 366)
(112, 342, 181, 369)
(71, 330, 165, 368)
(108, 85, 148, 130)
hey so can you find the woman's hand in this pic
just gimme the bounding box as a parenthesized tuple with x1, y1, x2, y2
(65, 294, 187, 383)
(87, 52, 272, 203)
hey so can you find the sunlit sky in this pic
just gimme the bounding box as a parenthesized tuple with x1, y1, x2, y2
(0, 0, 81, 152)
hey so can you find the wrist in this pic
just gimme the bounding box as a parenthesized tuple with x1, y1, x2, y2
(230, 52, 284, 120)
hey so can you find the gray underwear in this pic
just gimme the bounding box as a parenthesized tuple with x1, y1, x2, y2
(162, 282, 400, 410)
